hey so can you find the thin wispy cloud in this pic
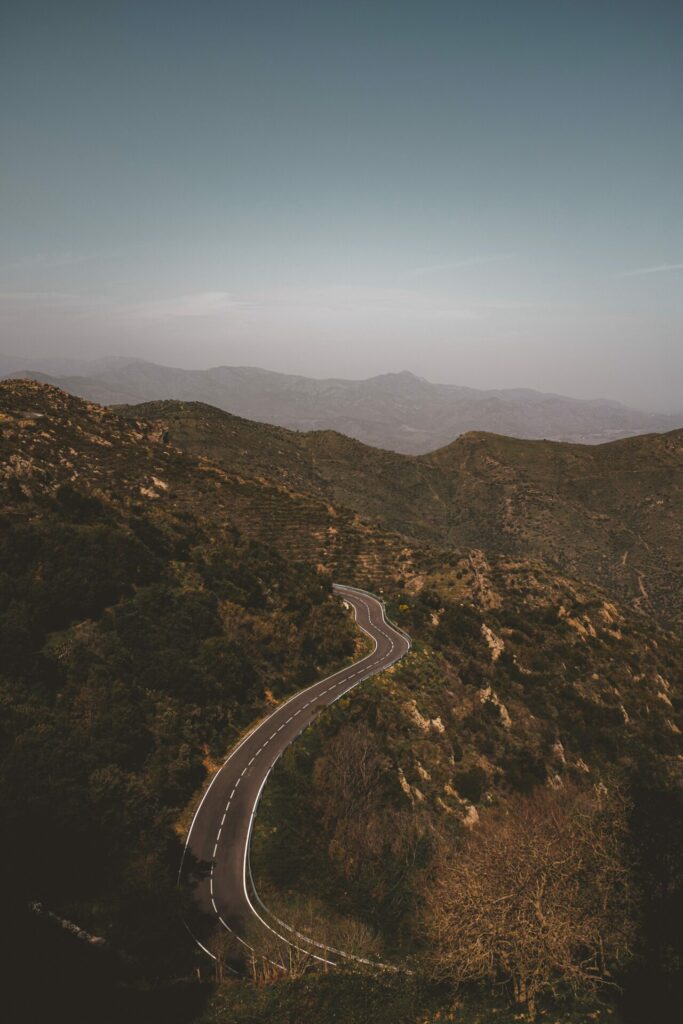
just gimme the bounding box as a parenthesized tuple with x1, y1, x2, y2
(409, 254, 514, 278)
(0, 286, 481, 325)
(131, 291, 244, 319)
(243, 285, 483, 323)
(614, 262, 683, 279)
(3, 251, 119, 271)
(0, 289, 111, 312)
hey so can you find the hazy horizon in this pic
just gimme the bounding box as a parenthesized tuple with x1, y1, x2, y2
(4, 350, 683, 418)
(2, 1, 682, 412)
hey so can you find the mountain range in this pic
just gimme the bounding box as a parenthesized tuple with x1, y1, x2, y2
(2, 354, 681, 453)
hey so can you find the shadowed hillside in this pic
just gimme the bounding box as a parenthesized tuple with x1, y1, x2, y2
(3, 381, 681, 1023)
(116, 399, 683, 629)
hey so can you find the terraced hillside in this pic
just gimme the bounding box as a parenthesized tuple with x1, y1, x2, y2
(2, 381, 429, 590)
(3, 381, 682, 1023)
(0, 378, 372, 1018)
(252, 549, 682, 951)
(117, 399, 683, 629)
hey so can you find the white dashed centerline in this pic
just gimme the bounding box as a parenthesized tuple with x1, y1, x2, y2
(185, 584, 411, 969)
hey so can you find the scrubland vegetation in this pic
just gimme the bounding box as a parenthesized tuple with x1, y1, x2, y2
(2, 381, 681, 1022)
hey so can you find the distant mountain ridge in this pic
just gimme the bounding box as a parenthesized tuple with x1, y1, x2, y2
(2, 355, 681, 453)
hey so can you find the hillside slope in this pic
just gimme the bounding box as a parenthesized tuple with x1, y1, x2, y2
(4, 381, 433, 589)
(0, 378, 362, 983)
(3, 381, 681, 1023)
(116, 399, 683, 629)
(423, 429, 683, 629)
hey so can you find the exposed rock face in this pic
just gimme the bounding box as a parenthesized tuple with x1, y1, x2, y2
(481, 623, 505, 661)
(403, 699, 446, 734)
(479, 686, 512, 728)
(462, 805, 480, 829)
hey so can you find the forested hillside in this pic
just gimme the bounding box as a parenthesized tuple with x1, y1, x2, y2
(2, 381, 681, 1023)
(118, 400, 683, 628)
(0, 380, 357, 1020)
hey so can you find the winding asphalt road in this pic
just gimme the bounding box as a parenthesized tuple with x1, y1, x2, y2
(180, 584, 411, 965)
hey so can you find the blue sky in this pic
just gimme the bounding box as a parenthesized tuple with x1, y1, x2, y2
(1, 0, 681, 409)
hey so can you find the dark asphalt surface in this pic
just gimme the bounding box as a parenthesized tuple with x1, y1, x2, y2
(180, 584, 411, 963)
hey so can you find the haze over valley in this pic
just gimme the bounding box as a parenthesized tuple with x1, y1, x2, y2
(2, 355, 681, 453)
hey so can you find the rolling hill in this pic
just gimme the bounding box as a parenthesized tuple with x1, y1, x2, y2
(2, 379, 681, 1023)
(115, 399, 683, 630)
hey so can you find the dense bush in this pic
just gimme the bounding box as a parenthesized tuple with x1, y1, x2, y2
(0, 487, 355, 988)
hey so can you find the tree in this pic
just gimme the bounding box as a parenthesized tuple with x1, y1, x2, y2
(244, 897, 382, 985)
(422, 785, 634, 1018)
(312, 723, 424, 932)
(207, 925, 242, 983)
(245, 919, 317, 985)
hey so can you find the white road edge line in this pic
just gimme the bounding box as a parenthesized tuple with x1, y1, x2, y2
(181, 583, 411, 968)
(242, 587, 410, 967)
